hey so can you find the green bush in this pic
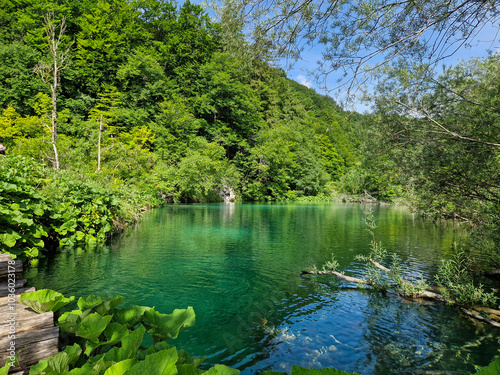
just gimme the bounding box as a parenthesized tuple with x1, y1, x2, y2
(0, 155, 50, 263)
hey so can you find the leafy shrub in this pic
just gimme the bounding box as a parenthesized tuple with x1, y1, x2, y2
(435, 251, 498, 307)
(0, 156, 129, 262)
(0, 155, 50, 263)
(43, 177, 119, 247)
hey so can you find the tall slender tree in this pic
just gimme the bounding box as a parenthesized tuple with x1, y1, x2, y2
(34, 13, 71, 169)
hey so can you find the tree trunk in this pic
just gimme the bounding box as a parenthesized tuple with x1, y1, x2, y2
(51, 53, 59, 170)
(97, 113, 102, 172)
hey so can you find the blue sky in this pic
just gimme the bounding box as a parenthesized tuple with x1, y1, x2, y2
(193, 0, 499, 112)
(282, 21, 499, 112)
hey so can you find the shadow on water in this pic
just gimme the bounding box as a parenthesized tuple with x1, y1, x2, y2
(26, 203, 500, 374)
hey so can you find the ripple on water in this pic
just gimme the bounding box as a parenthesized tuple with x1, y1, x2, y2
(25, 203, 499, 375)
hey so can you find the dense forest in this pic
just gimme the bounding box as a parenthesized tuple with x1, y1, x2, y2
(0, 0, 365, 262)
(1, 0, 500, 374)
(0, 0, 499, 291)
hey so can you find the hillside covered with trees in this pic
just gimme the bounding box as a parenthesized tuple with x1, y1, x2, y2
(0, 0, 370, 261)
(0, 0, 499, 275)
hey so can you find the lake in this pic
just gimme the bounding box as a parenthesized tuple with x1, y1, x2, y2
(26, 203, 500, 374)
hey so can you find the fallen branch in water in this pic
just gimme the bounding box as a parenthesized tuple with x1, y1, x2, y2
(460, 308, 500, 328)
(301, 263, 500, 327)
(300, 270, 372, 285)
(369, 259, 446, 301)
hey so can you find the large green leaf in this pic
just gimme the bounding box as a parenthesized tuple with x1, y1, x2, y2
(104, 325, 147, 362)
(77, 295, 105, 310)
(0, 232, 18, 247)
(63, 356, 115, 375)
(123, 347, 178, 375)
(114, 305, 151, 328)
(476, 355, 500, 375)
(58, 311, 84, 333)
(84, 323, 131, 356)
(137, 341, 172, 361)
(76, 313, 113, 341)
(30, 344, 82, 375)
(77, 295, 124, 315)
(203, 365, 240, 375)
(103, 359, 138, 375)
(144, 306, 195, 343)
(20, 289, 75, 314)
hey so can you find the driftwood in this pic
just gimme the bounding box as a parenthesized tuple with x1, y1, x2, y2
(302, 261, 500, 328)
(0, 254, 59, 373)
(460, 308, 500, 328)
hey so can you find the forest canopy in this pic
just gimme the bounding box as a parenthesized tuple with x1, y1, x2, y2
(0, 0, 499, 278)
(0, 0, 359, 203)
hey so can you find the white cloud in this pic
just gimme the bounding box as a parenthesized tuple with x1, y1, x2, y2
(296, 74, 313, 88)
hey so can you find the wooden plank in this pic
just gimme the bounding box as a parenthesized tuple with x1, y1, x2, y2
(0, 326, 59, 360)
(5, 337, 59, 371)
(0, 254, 13, 262)
(0, 260, 23, 278)
(0, 308, 54, 336)
(0, 288, 35, 304)
(0, 279, 27, 297)
(0, 273, 24, 283)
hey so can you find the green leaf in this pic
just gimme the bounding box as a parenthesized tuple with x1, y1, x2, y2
(103, 359, 138, 375)
(85, 323, 130, 356)
(123, 347, 178, 375)
(0, 232, 17, 247)
(20, 289, 74, 314)
(58, 311, 84, 333)
(77, 295, 124, 315)
(144, 306, 195, 343)
(114, 305, 151, 328)
(30, 344, 81, 375)
(76, 313, 113, 341)
(176, 364, 203, 375)
(476, 356, 500, 375)
(203, 365, 240, 375)
(33, 206, 44, 216)
(137, 342, 172, 361)
(106, 325, 147, 362)
(78, 295, 106, 310)
(76, 231, 85, 241)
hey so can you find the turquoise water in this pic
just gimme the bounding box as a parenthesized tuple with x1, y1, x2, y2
(26, 203, 500, 374)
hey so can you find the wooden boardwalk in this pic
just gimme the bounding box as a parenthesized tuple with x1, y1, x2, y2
(0, 254, 59, 374)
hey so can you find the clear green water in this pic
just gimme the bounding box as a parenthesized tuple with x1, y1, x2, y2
(27, 203, 500, 374)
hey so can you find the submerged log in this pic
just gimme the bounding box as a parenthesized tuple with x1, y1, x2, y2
(461, 308, 500, 328)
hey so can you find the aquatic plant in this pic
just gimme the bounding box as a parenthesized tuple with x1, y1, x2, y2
(18, 290, 363, 375)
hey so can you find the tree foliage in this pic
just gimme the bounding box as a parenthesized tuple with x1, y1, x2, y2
(231, 0, 499, 90)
